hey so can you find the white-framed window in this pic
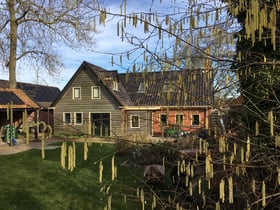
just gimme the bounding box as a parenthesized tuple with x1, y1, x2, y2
(63, 112, 71, 124)
(192, 114, 200, 126)
(160, 114, 167, 126)
(131, 115, 140, 128)
(92, 86, 100, 99)
(74, 112, 83, 125)
(137, 82, 145, 93)
(73, 87, 81, 99)
(113, 81, 118, 91)
(176, 114, 184, 125)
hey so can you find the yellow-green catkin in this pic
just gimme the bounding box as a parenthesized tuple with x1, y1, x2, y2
(99, 161, 103, 183)
(262, 181, 266, 207)
(275, 135, 280, 148)
(107, 195, 112, 210)
(41, 132, 45, 159)
(152, 194, 157, 209)
(205, 153, 213, 179)
(84, 140, 88, 160)
(219, 136, 226, 153)
(268, 111, 274, 136)
(141, 188, 145, 210)
(255, 121, 259, 136)
(72, 142, 76, 168)
(219, 179, 225, 203)
(112, 155, 115, 181)
(246, 136, 250, 162)
(68, 145, 73, 171)
(228, 176, 233, 204)
(60, 141, 66, 169)
(216, 201, 220, 210)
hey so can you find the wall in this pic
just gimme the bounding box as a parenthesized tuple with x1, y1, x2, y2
(53, 69, 122, 137)
(152, 107, 210, 136)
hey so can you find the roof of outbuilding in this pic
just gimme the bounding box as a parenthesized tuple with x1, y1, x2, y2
(0, 88, 40, 109)
(0, 80, 60, 108)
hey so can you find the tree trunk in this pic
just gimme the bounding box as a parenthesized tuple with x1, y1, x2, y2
(8, 0, 17, 89)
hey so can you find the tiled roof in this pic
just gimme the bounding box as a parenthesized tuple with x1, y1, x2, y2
(0, 80, 60, 108)
(54, 61, 214, 108)
(0, 88, 39, 109)
(118, 70, 214, 107)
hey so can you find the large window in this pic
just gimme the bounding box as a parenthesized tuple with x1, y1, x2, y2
(176, 114, 184, 126)
(192, 114, 200, 126)
(92, 86, 100, 99)
(160, 114, 167, 126)
(131, 115, 140, 128)
(74, 112, 83, 125)
(73, 87, 81, 99)
(63, 112, 71, 124)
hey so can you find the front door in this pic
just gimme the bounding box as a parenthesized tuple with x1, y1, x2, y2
(91, 113, 110, 137)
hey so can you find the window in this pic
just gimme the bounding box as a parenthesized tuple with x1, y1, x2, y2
(73, 87, 81, 99)
(92, 86, 100, 99)
(137, 83, 145, 93)
(176, 114, 184, 125)
(192, 114, 200, 126)
(131, 115, 140, 128)
(163, 82, 174, 92)
(113, 81, 118, 91)
(160, 114, 167, 126)
(63, 112, 71, 124)
(74, 112, 83, 125)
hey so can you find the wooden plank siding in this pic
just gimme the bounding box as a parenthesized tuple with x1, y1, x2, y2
(53, 70, 122, 137)
(124, 110, 152, 138)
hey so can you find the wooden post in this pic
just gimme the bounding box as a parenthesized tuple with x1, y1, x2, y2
(9, 102, 13, 146)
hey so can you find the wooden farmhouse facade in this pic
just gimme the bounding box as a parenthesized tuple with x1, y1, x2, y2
(51, 61, 214, 140)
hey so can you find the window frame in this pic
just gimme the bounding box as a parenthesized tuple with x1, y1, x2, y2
(63, 112, 71, 124)
(113, 81, 118, 91)
(74, 112, 83, 125)
(91, 86, 100, 99)
(176, 114, 184, 126)
(72, 87, 81, 99)
(192, 114, 200, 126)
(131, 115, 140, 128)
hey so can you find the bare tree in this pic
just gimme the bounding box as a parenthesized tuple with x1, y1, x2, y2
(0, 0, 100, 88)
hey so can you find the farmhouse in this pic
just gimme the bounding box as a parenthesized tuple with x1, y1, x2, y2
(51, 61, 214, 140)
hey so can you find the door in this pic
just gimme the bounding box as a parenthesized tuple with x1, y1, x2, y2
(91, 113, 110, 137)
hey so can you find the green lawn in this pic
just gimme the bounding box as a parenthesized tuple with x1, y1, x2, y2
(0, 142, 144, 210)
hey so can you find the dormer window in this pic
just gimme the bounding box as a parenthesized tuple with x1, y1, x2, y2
(137, 82, 145, 93)
(163, 82, 174, 92)
(113, 81, 118, 91)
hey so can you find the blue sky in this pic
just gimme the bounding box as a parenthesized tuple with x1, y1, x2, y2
(0, 0, 232, 90)
(0, 0, 179, 90)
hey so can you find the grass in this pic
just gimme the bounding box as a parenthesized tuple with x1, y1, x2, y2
(0, 142, 144, 210)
